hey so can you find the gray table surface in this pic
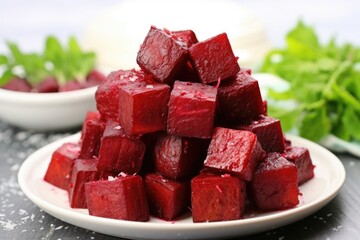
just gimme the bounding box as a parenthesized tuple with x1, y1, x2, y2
(1, 1, 360, 239)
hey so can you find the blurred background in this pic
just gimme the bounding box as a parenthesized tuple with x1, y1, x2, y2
(1, 0, 360, 72)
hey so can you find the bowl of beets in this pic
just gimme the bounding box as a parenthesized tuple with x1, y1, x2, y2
(0, 36, 106, 131)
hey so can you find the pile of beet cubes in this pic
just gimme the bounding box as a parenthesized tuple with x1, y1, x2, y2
(44, 26, 315, 223)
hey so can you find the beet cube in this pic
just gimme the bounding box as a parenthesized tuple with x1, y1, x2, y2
(118, 79, 170, 135)
(175, 61, 200, 83)
(204, 127, 265, 181)
(2, 78, 32, 92)
(154, 134, 207, 180)
(44, 142, 80, 190)
(68, 159, 98, 208)
(217, 70, 264, 123)
(85, 175, 149, 221)
(170, 30, 198, 48)
(191, 173, 246, 222)
(79, 115, 105, 159)
(97, 120, 145, 174)
(251, 152, 299, 210)
(189, 33, 240, 84)
(235, 115, 285, 153)
(144, 173, 190, 221)
(36, 77, 59, 93)
(167, 81, 217, 139)
(137, 26, 188, 84)
(284, 146, 315, 185)
(95, 69, 144, 121)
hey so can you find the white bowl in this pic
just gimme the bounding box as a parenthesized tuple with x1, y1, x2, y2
(0, 86, 97, 131)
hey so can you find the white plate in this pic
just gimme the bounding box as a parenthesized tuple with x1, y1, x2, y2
(18, 133, 345, 240)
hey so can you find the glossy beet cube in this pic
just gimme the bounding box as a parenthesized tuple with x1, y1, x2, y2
(167, 81, 217, 139)
(204, 127, 265, 181)
(97, 120, 145, 174)
(118, 79, 170, 135)
(191, 173, 246, 222)
(154, 134, 207, 180)
(79, 113, 105, 159)
(137, 26, 188, 84)
(170, 30, 198, 48)
(251, 152, 299, 210)
(189, 33, 240, 84)
(68, 159, 98, 208)
(144, 173, 190, 221)
(217, 70, 264, 123)
(85, 175, 149, 221)
(235, 115, 285, 153)
(44, 142, 80, 190)
(95, 69, 144, 121)
(285, 146, 315, 185)
(175, 61, 200, 83)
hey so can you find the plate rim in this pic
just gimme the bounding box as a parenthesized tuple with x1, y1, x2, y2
(18, 133, 346, 239)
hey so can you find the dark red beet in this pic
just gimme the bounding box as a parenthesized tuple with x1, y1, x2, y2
(2, 78, 32, 92)
(154, 134, 207, 180)
(235, 115, 285, 153)
(95, 69, 143, 121)
(36, 77, 59, 93)
(86, 69, 106, 84)
(167, 81, 217, 139)
(217, 70, 264, 123)
(97, 120, 145, 174)
(79, 116, 105, 159)
(44, 142, 80, 190)
(85, 175, 149, 221)
(189, 33, 240, 84)
(137, 26, 188, 84)
(60, 80, 83, 92)
(144, 173, 190, 221)
(204, 127, 265, 181)
(170, 30, 198, 48)
(174, 61, 200, 83)
(251, 152, 299, 210)
(284, 146, 315, 185)
(118, 78, 170, 135)
(68, 159, 99, 208)
(191, 173, 246, 222)
(80, 111, 101, 139)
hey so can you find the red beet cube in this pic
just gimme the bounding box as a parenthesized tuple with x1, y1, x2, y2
(191, 173, 246, 222)
(80, 111, 101, 139)
(95, 69, 144, 121)
(170, 30, 198, 48)
(118, 79, 170, 135)
(68, 159, 98, 208)
(97, 120, 145, 174)
(137, 26, 188, 84)
(251, 152, 299, 210)
(2, 78, 32, 92)
(204, 127, 265, 181)
(167, 81, 217, 139)
(189, 33, 240, 84)
(235, 115, 285, 153)
(85, 175, 149, 221)
(36, 77, 59, 93)
(144, 173, 190, 221)
(217, 70, 264, 123)
(44, 142, 80, 190)
(175, 61, 200, 83)
(79, 115, 105, 159)
(284, 146, 315, 185)
(154, 134, 207, 180)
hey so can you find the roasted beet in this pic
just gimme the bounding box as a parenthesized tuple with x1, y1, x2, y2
(118, 79, 170, 135)
(44, 142, 80, 190)
(85, 175, 149, 221)
(154, 134, 207, 180)
(137, 26, 188, 84)
(68, 159, 99, 208)
(189, 33, 240, 84)
(191, 173, 246, 222)
(217, 70, 264, 123)
(235, 115, 285, 153)
(95, 69, 144, 121)
(144, 173, 190, 221)
(2, 78, 32, 92)
(36, 77, 59, 93)
(204, 127, 265, 181)
(167, 81, 217, 139)
(170, 30, 198, 48)
(174, 61, 200, 83)
(251, 152, 299, 210)
(59, 80, 83, 92)
(284, 146, 315, 185)
(79, 115, 105, 159)
(97, 120, 145, 174)
(86, 69, 106, 84)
